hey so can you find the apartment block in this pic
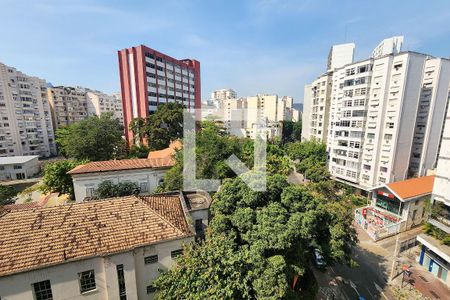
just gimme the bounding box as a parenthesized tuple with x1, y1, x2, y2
(86, 90, 123, 123)
(372, 36, 404, 58)
(118, 45, 201, 144)
(416, 101, 450, 286)
(408, 58, 450, 177)
(0, 62, 56, 157)
(328, 51, 450, 189)
(211, 88, 237, 103)
(47, 86, 88, 129)
(303, 42, 355, 142)
(303, 73, 332, 143)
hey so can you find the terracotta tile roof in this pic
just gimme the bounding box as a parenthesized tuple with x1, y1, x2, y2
(67, 157, 175, 175)
(148, 140, 182, 159)
(1, 202, 41, 211)
(386, 175, 435, 200)
(0, 195, 193, 277)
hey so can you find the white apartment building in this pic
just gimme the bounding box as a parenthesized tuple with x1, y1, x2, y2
(303, 73, 332, 143)
(303, 42, 355, 142)
(0, 155, 39, 181)
(408, 58, 450, 177)
(328, 51, 450, 190)
(416, 100, 450, 286)
(47, 86, 88, 129)
(0, 195, 197, 300)
(327, 43, 355, 71)
(86, 90, 123, 123)
(211, 88, 237, 104)
(0, 63, 56, 157)
(372, 36, 404, 58)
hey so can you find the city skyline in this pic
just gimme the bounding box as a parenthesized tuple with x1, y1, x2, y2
(1, 0, 450, 102)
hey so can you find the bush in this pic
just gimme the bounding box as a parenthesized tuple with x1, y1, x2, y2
(93, 180, 140, 199)
(0, 185, 17, 205)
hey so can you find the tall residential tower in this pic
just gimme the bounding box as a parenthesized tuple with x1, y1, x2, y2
(118, 45, 201, 144)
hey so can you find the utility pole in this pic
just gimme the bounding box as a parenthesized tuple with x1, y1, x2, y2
(389, 222, 403, 281)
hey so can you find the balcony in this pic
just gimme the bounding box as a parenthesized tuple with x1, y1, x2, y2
(429, 201, 450, 233)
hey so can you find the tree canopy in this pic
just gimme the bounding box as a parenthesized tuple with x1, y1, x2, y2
(56, 112, 126, 161)
(281, 121, 302, 143)
(41, 159, 87, 198)
(93, 180, 140, 199)
(0, 185, 17, 205)
(154, 174, 357, 299)
(129, 103, 184, 150)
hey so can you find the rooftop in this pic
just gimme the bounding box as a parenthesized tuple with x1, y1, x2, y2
(0, 156, 39, 165)
(0, 195, 193, 277)
(67, 157, 174, 175)
(148, 140, 182, 159)
(386, 175, 435, 200)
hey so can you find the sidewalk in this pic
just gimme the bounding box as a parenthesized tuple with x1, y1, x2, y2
(404, 260, 449, 299)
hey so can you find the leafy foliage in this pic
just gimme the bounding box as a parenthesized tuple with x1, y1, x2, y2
(128, 144, 150, 158)
(145, 102, 184, 150)
(281, 121, 302, 143)
(56, 113, 126, 161)
(287, 140, 329, 182)
(0, 185, 17, 205)
(156, 174, 357, 298)
(424, 223, 450, 245)
(93, 180, 140, 199)
(41, 160, 87, 198)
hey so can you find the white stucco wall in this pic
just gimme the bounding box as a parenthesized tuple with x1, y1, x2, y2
(72, 168, 167, 202)
(0, 237, 193, 300)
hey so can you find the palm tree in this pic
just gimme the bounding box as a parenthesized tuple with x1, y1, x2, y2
(129, 117, 146, 145)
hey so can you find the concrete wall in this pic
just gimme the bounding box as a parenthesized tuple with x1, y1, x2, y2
(72, 168, 167, 202)
(0, 157, 40, 181)
(0, 238, 193, 300)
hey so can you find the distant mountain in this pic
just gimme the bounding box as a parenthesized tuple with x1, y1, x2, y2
(293, 103, 303, 112)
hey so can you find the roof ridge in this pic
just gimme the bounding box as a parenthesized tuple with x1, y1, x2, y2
(139, 196, 189, 235)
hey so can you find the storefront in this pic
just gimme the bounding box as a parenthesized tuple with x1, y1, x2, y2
(417, 233, 450, 286)
(374, 191, 403, 215)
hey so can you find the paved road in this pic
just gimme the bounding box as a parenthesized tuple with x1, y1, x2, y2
(314, 227, 396, 300)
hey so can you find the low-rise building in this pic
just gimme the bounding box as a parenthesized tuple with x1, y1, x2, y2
(0, 194, 196, 299)
(68, 157, 174, 202)
(355, 175, 434, 240)
(0, 155, 39, 181)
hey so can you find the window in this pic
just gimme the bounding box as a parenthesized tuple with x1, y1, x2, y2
(139, 182, 148, 193)
(117, 265, 127, 300)
(13, 165, 22, 169)
(380, 166, 388, 173)
(79, 270, 96, 293)
(86, 188, 95, 198)
(195, 219, 203, 234)
(171, 249, 183, 258)
(33, 280, 53, 300)
(386, 122, 394, 129)
(147, 285, 157, 294)
(144, 255, 158, 264)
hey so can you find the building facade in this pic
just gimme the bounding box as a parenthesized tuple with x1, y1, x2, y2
(0, 195, 196, 300)
(416, 98, 450, 286)
(372, 36, 404, 59)
(0, 62, 56, 157)
(69, 157, 175, 202)
(118, 45, 201, 144)
(0, 155, 40, 181)
(211, 88, 237, 103)
(354, 175, 433, 241)
(47, 86, 88, 129)
(86, 90, 123, 123)
(328, 52, 450, 189)
(302, 42, 355, 142)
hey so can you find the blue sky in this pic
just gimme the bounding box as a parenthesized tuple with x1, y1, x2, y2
(1, 0, 450, 103)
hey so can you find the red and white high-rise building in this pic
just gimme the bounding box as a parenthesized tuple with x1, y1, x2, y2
(118, 45, 201, 144)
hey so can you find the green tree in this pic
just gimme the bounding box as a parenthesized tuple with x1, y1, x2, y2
(56, 112, 126, 161)
(128, 144, 150, 158)
(153, 234, 254, 300)
(129, 117, 147, 145)
(0, 185, 17, 205)
(93, 180, 140, 199)
(281, 121, 302, 143)
(41, 160, 87, 198)
(145, 103, 184, 150)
